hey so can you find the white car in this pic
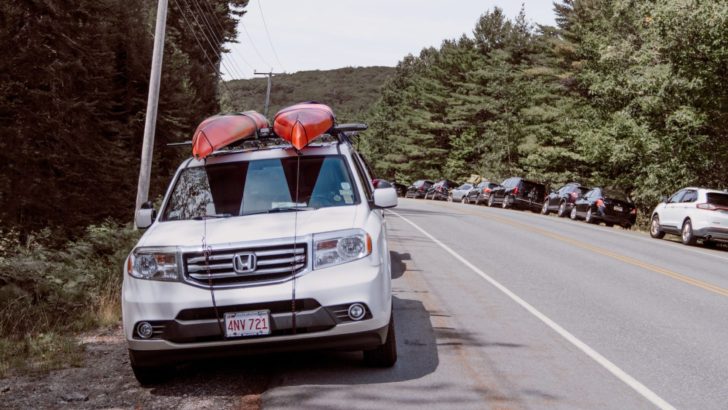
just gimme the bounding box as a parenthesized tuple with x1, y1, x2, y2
(125, 138, 398, 385)
(650, 187, 728, 246)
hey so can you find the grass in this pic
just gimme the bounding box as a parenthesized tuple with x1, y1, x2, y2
(0, 221, 139, 378)
(0, 333, 84, 378)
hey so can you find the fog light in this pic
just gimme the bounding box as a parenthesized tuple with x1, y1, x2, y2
(347, 303, 366, 321)
(136, 322, 154, 339)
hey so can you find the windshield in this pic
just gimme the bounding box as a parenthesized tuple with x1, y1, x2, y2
(162, 155, 359, 221)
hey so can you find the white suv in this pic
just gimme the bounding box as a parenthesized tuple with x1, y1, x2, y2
(650, 187, 728, 246)
(124, 137, 398, 385)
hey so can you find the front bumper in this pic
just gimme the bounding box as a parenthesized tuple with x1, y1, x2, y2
(122, 257, 391, 360)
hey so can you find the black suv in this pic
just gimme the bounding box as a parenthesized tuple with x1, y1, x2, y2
(405, 180, 433, 199)
(542, 183, 590, 217)
(425, 179, 458, 200)
(488, 177, 546, 212)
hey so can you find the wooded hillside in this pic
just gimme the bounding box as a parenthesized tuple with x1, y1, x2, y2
(360, 1, 728, 215)
(0, 0, 248, 237)
(222, 66, 394, 122)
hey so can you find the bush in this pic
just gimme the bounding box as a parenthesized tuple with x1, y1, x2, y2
(0, 221, 140, 337)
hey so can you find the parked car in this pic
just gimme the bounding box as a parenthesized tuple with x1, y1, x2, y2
(488, 177, 546, 212)
(126, 131, 398, 385)
(649, 187, 728, 246)
(425, 179, 458, 200)
(570, 187, 636, 228)
(465, 181, 500, 205)
(542, 183, 590, 217)
(373, 179, 406, 197)
(392, 182, 408, 197)
(405, 180, 433, 199)
(449, 183, 474, 203)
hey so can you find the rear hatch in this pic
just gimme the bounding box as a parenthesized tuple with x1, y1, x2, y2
(602, 189, 634, 216)
(519, 180, 546, 204)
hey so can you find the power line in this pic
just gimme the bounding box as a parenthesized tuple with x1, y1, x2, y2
(256, 0, 285, 71)
(179, 0, 245, 80)
(240, 22, 273, 69)
(188, 0, 252, 75)
(196, 0, 257, 74)
(181, 0, 245, 79)
(170, 0, 234, 94)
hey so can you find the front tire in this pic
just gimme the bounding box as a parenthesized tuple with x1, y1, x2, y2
(363, 315, 397, 367)
(541, 201, 550, 215)
(681, 219, 697, 246)
(557, 202, 567, 217)
(650, 215, 665, 239)
(488, 195, 495, 207)
(461, 196, 467, 204)
(570, 207, 578, 220)
(129, 352, 172, 386)
(502, 196, 510, 209)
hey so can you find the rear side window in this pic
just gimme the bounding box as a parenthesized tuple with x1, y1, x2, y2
(707, 193, 728, 206)
(681, 190, 698, 203)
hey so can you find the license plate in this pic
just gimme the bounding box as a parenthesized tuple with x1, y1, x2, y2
(224, 310, 271, 338)
(614, 205, 623, 212)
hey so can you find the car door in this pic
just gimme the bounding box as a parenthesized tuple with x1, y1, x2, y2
(660, 189, 686, 229)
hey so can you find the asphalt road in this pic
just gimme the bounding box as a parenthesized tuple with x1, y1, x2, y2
(262, 198, 728, 410)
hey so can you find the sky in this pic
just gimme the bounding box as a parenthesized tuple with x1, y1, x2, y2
(221, 0, 558, 80)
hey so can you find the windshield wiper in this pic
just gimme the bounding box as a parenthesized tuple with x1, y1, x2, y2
(192, 213, 232, 220)
(243, 207, 314, 216)
(266, 206, 314, 213)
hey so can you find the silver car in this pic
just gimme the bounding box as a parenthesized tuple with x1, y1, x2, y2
(449, 183, 474, 203)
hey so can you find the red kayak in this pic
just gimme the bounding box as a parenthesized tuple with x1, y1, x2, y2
(192, 111, 269, 160)
(273, 103, 335, 150)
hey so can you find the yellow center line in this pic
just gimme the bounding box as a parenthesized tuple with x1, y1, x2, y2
(424, 200, 728, 298)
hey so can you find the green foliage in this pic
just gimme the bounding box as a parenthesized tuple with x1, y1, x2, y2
(0, 0, 249, 237)
(222, 66, 395, 122)
(0, 222, 140, 338)
(361, 2, 728, 218)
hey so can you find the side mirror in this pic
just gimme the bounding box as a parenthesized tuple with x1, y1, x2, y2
(373, 187, 398, 209)
(135, 201, 157, 229)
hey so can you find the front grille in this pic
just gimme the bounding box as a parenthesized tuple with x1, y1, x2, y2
(183, 243, 307, 288)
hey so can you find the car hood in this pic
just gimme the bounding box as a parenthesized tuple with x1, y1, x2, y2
(137, 206, 361, 248)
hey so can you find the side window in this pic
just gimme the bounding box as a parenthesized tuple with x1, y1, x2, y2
(681, 190, 697, 203)
(668, 190, 685, 204)
(351, 153, 373, 202)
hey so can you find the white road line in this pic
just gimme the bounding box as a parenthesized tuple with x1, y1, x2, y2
(391, 210, 676, 410)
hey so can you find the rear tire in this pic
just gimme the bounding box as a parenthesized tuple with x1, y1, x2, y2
(541, 201, 550, 215)
(586, 208, 597, 224)
(363, 315, 397, 367)
(488, 195, 495, 207)
(502, 196, 510, 209)
(681, 219, 697, 246)
(650, 215, 665, 239)
(570, 207, 578, 220)
(461, 196, 467, 204)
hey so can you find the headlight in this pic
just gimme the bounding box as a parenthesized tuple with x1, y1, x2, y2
(313, 229, 372, 269)
(126, 247, 179, 281)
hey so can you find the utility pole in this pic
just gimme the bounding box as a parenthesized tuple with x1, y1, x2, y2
(254, 70, 285, 117)
(134, 0, 168, 226)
